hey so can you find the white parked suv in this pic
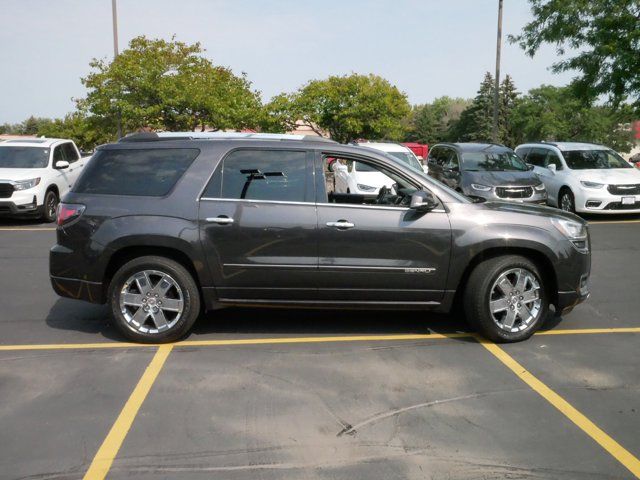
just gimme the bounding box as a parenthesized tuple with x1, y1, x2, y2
(357, 142, 428, 173)
(331, 142, 428, 197)
(0, 138, 88, 222)
(515, 142, 640, 214)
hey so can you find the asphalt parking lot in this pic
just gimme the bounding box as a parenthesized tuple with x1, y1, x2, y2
(0, 216, 639, 480)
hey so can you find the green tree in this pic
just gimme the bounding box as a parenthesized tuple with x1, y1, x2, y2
(78, 36, 261, 134)
(19, 116, 53, 135)
(264, 74, 410, 143)
(510, 85, 635, 151)
(512, 0, 640, 112)
(404, 96, 470, 144)
(452, 72, 496, 143)
(499, 75, 520, 147)
(37, 113, 114, 152)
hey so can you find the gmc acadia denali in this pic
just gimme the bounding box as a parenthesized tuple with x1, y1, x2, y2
(50, 132, 591, 343)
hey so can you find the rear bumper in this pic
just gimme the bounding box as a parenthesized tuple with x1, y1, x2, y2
(50, 275, 105, 304)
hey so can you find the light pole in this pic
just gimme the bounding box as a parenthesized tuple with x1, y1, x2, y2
(111, 0, 122, 139)
(492, 0, 504, 143)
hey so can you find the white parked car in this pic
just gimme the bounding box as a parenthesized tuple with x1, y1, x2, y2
(357, 142, 428, 174)
(515, 142, 640, 214)
(331, 157, 396, 197)
(0, 138, 89, 222)
(331, 142, 428, 197)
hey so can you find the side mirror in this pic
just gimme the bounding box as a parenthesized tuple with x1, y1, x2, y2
(410, 191, 438, 212)
(54, 160, 69, 169)
(547, 164, 557, 174)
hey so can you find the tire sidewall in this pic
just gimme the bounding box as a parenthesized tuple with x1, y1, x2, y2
(42, 190, 58, 223)
(467, 256, 548, 342)
(560, 189, 575, 213)
(108, 256, 200, 343)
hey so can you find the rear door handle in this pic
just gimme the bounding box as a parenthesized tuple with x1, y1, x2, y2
(206, 216, 234, 225)
(326, 220, 354, 229)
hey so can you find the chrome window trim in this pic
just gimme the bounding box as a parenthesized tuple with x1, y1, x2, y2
(201, 197, 446, 213)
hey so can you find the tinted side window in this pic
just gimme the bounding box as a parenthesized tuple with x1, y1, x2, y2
(545, 151, 563, 170)
(516, 147, 531, 161)
(215, 149, 308, 202)
(427, 147, 440, 164)
(62, 143, 79, 162)
(445, 150, 459, 169)
(74, 148, 199, 196)
(53, 146, 64, 163)
(526, 148, 548, 167)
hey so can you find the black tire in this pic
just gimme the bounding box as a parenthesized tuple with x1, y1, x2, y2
(108, 256, 201, 343)
(559, 188, 575, 213)
(463, 255, 548, 343)
(41, 189, 59, 223)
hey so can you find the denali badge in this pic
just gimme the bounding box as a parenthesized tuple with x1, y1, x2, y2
(405, 267, 436, 274)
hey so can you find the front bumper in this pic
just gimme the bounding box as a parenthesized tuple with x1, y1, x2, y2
(0, 195, 40, 216)
(556, 274, 590, 316)
(575, 190, 640, 214)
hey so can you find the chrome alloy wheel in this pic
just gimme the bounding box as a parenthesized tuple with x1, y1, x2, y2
(560, 193, 573, 212)
(47, 194, 57, 219)
(489, 268, 542, 333)
(119, 270, 184, 334)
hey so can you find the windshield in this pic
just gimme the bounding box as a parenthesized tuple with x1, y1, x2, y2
(0, 146, 49, 168)
(563, 149, 631, 170)
(387, 151, 423, 172)
(461, 151, 528, 172)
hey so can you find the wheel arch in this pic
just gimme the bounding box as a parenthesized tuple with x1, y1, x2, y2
(453, 246, 559, 311)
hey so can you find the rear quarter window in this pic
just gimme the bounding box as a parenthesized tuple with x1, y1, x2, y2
(74, 148, 199, 196)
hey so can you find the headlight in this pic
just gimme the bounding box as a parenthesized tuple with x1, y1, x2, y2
(534, 183, 546, 191)
(471, 184, 491, 191)
(357, 184, 376, 192)
(13, 178, 41, 191)
(551, 217, 587, 239)
(580, 181, 604, 189)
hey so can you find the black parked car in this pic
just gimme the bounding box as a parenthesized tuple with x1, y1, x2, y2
(427, 143, 547, 204)
(50, 133, 590, 344)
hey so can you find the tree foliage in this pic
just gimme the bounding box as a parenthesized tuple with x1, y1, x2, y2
(79, 36, 261, 134)
(404, 96, 470, 144)
(264, 74, 411, 143)
(451, 73, 497, 143)
(37, 113, 114, 152)
(512, 0, 640, 112)
(510, 85, 635, 151)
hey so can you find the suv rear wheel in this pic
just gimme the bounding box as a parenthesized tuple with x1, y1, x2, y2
(464, 255, 548, 342)
(108, 256, 200, 343)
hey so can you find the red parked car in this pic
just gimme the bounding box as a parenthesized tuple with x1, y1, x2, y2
(402, 142, 429, 161)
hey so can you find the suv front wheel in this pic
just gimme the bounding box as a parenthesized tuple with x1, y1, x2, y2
(108, 256, 201, 343)
(464, 255, 548, 342)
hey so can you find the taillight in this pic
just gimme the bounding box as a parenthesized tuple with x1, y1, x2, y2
(56, 203, 85, 227)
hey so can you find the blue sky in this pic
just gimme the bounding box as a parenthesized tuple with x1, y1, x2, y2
(0, 0, 573, 123)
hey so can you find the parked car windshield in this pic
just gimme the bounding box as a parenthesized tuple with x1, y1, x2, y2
(387, 151, 423, 171)
(461, 152, 528, 172)
(563, 149, 632, 169)
(0, 147, 49, 168)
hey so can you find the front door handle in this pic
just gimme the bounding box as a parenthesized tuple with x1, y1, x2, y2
(326, 220, 354, 229)
(206, 216, 234, 225)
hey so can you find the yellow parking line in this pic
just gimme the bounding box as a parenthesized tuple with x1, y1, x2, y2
(588, 220, 640, 225)
(537, 327, 640, 335)
(0, 328, 639, 352)
(478, 337, 640, 479)
(82, 345, 173, 480)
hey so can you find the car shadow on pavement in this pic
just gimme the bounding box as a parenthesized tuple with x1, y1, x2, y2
(45, 298, 563, 344)
(45, 298, 128, 342)
(192, 307, 475, 340)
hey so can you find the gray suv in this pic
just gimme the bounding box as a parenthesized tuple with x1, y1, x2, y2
(427, 143, 547, 204)
(50, 133, 590, 344)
